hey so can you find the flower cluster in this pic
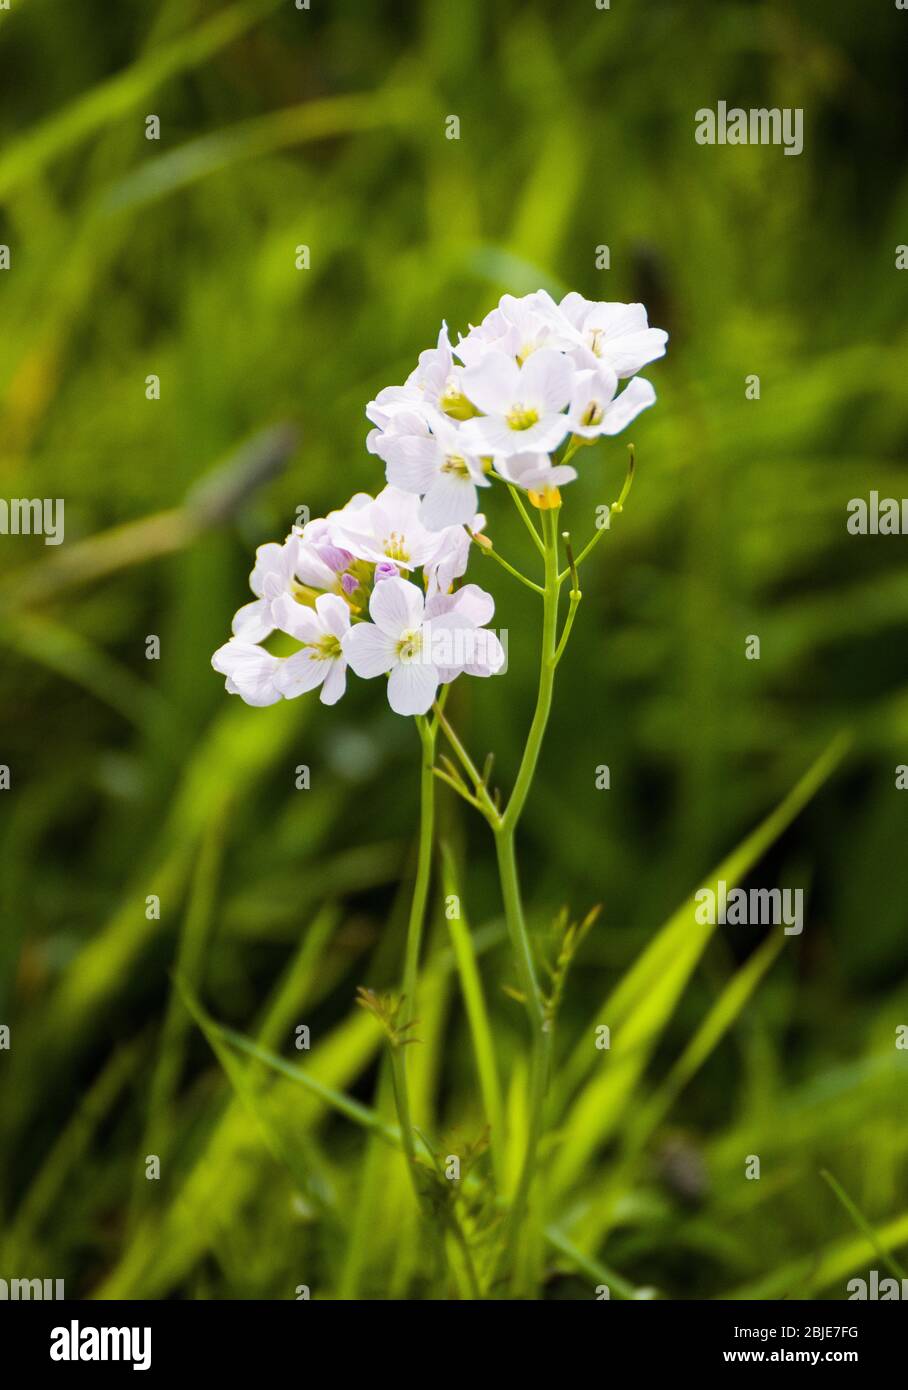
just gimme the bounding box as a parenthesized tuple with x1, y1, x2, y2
(212, 486, 504, 715)
(212, 291, 666, 718)
(367, 289, 666, 521)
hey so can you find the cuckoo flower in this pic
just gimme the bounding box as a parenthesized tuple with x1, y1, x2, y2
(212, 592, 352, 707)
(460, 348, 574, 457)
(366, 323, 474, 451)
(566, 366, 657, 439)
(559, 293, 668, 378)
(455, 289, 574, 368)
(211, 639, 283, 707)
(374, 408, 490, 530)
(231, 535, 302, 642)
(212, 286, 671, 1299)
(424, 583, 505, 680)
(327, 485, 452, 572)
(271, 591, 351, 705)
(424, 513, 483, 598)
(496, 452, 578, 507)
(342, 576, 501, 716)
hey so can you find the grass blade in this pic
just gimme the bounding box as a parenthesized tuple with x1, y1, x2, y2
(440, 841, 505, 1189)
(821, 1169, 908, 1281)
(551, 733, 850, 1196)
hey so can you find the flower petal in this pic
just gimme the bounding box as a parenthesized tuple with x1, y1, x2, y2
(272, 593, 322, 643)
(419, 473, 478, 530)
(601, 329, 668, 378)
(211, 640, 283, 706)
(460, 351, 520, 415)
(459, 413, 525, 457)
(231, 598, 273, 643)
(464, 628, 505, 676)
(314, 592, 351, 637)
(381, 435, 440, 494)
(499, 452, 576, 491)
(294, 541, 339, 591)
(387, 660, 439, 716)
(248, 541, 291, 599)
(599, 377, 656, 434)
(520, 347, 574, 413)
(584, 301, 649, 338)
(426, 582, 495, 627)
(319, 658, 347, 705)
(342, 622, 398, 678)
(275, 649, 330, 698)
(368, 575, 425, 637)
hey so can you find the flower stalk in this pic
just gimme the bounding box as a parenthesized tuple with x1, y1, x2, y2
(212, 288, 667, 1298)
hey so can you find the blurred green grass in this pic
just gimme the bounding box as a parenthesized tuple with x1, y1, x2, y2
(1, 0, 907, 1299)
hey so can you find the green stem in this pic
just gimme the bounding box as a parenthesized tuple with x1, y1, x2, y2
(433, 701, 500, 825)
(441, 842, 506, 1192)
(553, 589, 581, 667)
(500, 479, 545, 555)
(430, 504, 585, 1294)
(500, 507, 560, 835)
(401, 715, 438, 1024)
(494, 828, 543, 1032)
(562, 520, 606, 579)
(451, 1219, 483, 1299)
(492, 506, 563, 1292)
(558, 443, 635, 582)
(559, 434, 587, 468)
(493, 824, 552, 1292)
(481, 543, 545, 595)
(391, 716, 442, 1223)
(378, 714, 455, 1290)
(431, 764, 484, 814)
(389, 1043, 422, 1202)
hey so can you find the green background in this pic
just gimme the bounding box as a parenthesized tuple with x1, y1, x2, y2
(1, 0, 906, 1299)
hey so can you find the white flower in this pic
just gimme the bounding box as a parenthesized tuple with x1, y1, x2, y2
(455, 290, 573, 368)
(327, 484, 452, 572)
(366, 324, 473, 451)
(309, 494, 373, 538)
(211, 639, 283, 706)
(342, 576, 501, 716)
(212, 592, 352, 708)
(460, 349, 574, 457)
(228, 513, 366, 648)
(424, 513, 484, 598)
(496, 452, 577, 497)
(566, 367, 656, 439)
(559, 293, 668, 378)
(271, 592, 350, 705)
(424, 584, 505, 680)
(373, 409, 490, 530)
(231, 535, 302, 642)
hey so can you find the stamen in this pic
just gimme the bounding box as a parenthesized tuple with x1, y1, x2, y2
(383, 531, 411, 563)
(506, 403, 540, 431)
(396, 628, 422, 662)
(441, 383, 478, 421)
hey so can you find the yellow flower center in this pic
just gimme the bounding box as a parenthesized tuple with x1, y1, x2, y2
(506, 403, 539, 431)
(383, 531, 411, 563)
(442, 453, 470, 478)
(315, 634, 342, 659)
(290, 581, 319, 607)
(396, 628, 422, 662)
(440, 384, 478, 420)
